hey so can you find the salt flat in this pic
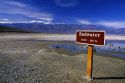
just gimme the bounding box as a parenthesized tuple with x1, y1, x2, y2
(0, 33, 125, 41)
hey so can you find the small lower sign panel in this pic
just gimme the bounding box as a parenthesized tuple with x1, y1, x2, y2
(76, 30, 105, 46)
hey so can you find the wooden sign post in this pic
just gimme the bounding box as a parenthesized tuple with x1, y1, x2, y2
(86, 45, 93, 80)
(76, 30, 105, 81)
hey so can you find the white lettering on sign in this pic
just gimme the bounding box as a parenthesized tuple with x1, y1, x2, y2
(79, 32, 100, 37)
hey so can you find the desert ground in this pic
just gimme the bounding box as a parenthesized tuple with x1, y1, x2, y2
(0, 33, 125, 83)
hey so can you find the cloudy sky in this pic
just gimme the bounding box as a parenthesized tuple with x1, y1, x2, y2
(0, 0, 125, 28)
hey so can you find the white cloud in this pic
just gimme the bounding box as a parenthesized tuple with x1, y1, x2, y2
(5, 1, 26, 7)
(39, 17, 53, 22)
(78, 19, 125, 28)
(0, 19, 52, 24)
(1, 19, 9, 21)
(30, 20, 45, 23)
(54, 0, 77, 7)
(78, 20, 91, 25)
(0, 19, 10, 23)
(0, 20, 13, 24)
(97, 21, 125, 28)
(29, 20, 52, 24)
(0, 1, 53, 24)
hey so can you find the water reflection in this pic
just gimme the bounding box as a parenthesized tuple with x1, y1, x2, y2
(50, 40, 125, 59)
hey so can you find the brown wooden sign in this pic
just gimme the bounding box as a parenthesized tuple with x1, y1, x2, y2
(76, 30, 105, 46)
(76, 30, 106, 81)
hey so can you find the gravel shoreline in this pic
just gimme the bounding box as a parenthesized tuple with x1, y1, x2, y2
(0, 39, 125, 83)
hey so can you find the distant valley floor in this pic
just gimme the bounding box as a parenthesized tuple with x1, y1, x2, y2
(0, 33, 125, 41)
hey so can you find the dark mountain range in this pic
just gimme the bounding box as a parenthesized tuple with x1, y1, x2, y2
(0, 25, 30, 33)
(0, 23, 125, 35)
